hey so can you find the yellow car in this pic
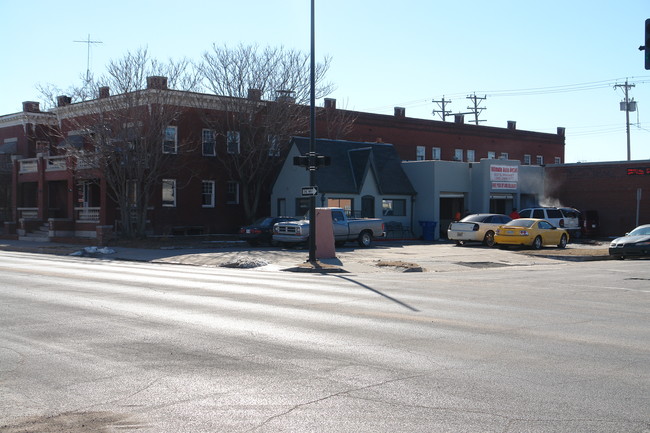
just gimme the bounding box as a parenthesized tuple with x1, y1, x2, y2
(494, 218, 569, 249)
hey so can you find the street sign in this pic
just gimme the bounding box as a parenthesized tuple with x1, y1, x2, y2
(302, 186, 318, 196)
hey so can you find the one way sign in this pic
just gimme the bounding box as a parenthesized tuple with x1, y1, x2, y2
(301, 186, 318, 196)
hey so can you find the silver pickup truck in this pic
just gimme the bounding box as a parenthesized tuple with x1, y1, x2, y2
(272, 207, 385, 247)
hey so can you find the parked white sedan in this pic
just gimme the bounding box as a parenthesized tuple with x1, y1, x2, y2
(447, 213, 512, 247)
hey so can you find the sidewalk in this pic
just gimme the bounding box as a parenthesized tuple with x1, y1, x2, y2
(0, 237, 612, 273)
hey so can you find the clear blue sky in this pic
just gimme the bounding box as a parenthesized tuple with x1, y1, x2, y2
(1, 0, 649, 163)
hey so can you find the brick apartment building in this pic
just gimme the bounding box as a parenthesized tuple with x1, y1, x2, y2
(0, 77, 566, 240)
(545, 161, 650, 237)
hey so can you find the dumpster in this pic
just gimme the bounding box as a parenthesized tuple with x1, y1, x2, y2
(419, 221, 437, 242)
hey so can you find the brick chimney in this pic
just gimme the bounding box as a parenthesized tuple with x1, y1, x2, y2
(454, 114, 464, 124)
(324, 98, 336, 109)
(22, 101, 40, 113)
(394, 107, 405, 117)
(146, 76, 168, 90)
(507, 120, 517, 130)
(557, 127, 566, 137)
(99, 86, 110, 99)
(56, 96, 72, 107)
(247, 88, 262, 101)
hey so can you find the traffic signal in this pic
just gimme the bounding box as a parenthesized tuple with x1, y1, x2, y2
(645, 19, 650, 70)
(293, 155, 309, 167)
(293, 153, 330, 170)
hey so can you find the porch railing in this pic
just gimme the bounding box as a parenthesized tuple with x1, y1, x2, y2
(19, 159, 38, 173)
(46, 156, 67, 171)
(17, 207, 39, 219)
(75, 207, 100, 222)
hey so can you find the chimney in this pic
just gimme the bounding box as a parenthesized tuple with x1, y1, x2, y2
(324, 98, 336, 109)
(146, 76, 168, 90)
(557, 127, 566, 137)
(507, 120, 517, 130)
(247, 88, 262, 101)
(394, 107, 405, 117)
(56, 96, 72, 107)
(99, 86, 110, 99)
(454, 114, 464, 124)
(22, 101, 40, 113)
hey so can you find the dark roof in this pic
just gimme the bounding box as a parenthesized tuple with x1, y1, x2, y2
(292, 137, 416, 196)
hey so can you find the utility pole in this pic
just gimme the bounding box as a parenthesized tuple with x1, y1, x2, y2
(308, 0, 317, 263)
(74, 34, 103, 83)
(432, 96, 452, 121)
(614, 79, 636, 161)
(466, 93, 487, 125)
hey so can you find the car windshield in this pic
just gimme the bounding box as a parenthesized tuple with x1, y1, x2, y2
(504, 219, 535, 228)
(254, 217, 275, 226)
(461, 214, 489, 222)
(628, 226, 650, 236)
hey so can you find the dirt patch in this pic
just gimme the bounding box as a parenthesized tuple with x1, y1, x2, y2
(375, 260, 425, 272)
(1, 411, 144, 433)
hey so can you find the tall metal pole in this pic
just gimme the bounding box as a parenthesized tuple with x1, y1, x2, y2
(308, 0, 317, 262)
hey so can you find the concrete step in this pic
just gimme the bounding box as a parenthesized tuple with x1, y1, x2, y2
(19, 232, 51, 242)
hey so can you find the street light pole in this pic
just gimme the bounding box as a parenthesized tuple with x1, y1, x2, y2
(308, 0, 317, 263)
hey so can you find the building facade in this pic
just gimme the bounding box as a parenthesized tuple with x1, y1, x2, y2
(0, 79, 565, 241)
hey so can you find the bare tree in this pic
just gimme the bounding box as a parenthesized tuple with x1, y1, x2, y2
(54, 48, 200, 238)
(198, 44, 337, 222)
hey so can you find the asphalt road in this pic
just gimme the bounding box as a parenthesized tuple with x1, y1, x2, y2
(1, 250, 648, 432)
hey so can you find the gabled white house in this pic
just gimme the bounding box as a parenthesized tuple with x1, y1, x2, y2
(271, 138, 417, 235)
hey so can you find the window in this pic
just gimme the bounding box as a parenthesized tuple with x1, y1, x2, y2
(227, 131, 240, 154)
(202, 181, 215, 208)
(432, 147, 441, 160)
(536, 155, 544, 165)
(382, 199, 406, 217)
(163, 126, 177, 154)
(162, 179, 176, 207)
(500, 152, 509, 160)
(295, 198, 310, 216)
(416, 146, 425, 161)
(554, 157, 562, 164)
(202, 129, 216, 156)
(127, 180, 137, 207)
(268, 135, 280, 157)
(226, 181, 239, 204)
(466, 149, 475, 162)
(454, 149, 463, 161)
(487, 151, 496, 159)
(523, 154, 531, 165)
(327, 198, 353, 216)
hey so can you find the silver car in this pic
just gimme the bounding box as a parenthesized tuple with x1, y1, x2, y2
(448, 213, 512, 247)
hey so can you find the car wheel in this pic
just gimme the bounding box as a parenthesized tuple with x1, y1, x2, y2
(358, 231, 373, 247)
(532, 236, 542, 250)
(557, 234, 567, 249)
(483, 231, 496, 247)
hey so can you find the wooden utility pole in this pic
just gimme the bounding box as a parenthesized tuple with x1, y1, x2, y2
(466, 93, 487, 125)
(432, 97, 452, 121)
(614, 79, 635, 161)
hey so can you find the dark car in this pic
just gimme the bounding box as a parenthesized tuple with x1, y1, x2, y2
(609, 224, 650, 259)
(239, 217, 297, 246)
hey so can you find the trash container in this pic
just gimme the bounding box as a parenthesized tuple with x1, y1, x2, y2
(419, 220, 437, 242)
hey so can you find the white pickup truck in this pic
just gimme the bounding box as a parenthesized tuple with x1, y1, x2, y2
(272, 207, 385, 247)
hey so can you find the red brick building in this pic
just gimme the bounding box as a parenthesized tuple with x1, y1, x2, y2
(545, 161, 650, 237)
(0, 79, 566, 240)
